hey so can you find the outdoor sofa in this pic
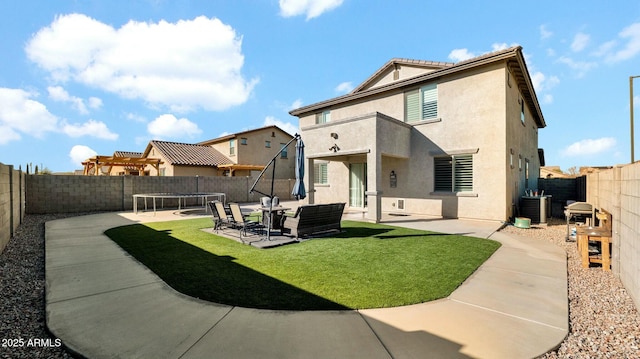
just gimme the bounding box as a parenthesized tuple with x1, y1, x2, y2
(281, 203, 345, 239)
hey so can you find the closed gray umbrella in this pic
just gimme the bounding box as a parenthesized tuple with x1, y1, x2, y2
(292, 137, 306, 200)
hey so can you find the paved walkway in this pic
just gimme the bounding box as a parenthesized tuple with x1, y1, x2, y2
(45, 206, 568, 358)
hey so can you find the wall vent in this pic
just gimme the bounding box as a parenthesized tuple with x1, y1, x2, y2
(397, 199, 405, 210)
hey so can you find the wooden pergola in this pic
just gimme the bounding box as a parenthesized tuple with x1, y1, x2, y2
(82, 156, 163, 176)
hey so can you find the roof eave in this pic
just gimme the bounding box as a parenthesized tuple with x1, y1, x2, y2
(290, 46, 545, 129)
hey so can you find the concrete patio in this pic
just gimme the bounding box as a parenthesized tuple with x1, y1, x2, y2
(45, 203, 568, 358)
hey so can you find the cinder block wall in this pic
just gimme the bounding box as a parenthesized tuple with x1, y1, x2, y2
(0, 163, 25, 254)
(25, 175, 296, 214)
(538, 178, 579, 217)
(586, 162, 640, 311)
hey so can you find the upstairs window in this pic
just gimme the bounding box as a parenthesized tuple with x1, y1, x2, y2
(316, 110, 331, 124)
(405, 83, 438, 122)
(314, 163, 328, 184)
(229, 139, 235, 156)
(280, 143, 288, 159)
(240, 138, 248, 145)
(520, 97, 525, 124)
(265, 140, 271, 148)
(434, 155, 473, 192)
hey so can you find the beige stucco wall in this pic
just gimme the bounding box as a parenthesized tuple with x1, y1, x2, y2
(210, 129, 295, 179)
(300, 61, 542, 222)
(505, 67, 542, 219)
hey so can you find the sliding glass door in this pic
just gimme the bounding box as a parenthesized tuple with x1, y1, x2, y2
(349, 163, 367, 208)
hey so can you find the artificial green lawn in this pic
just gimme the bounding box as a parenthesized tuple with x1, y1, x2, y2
(106, 219, 500, 310)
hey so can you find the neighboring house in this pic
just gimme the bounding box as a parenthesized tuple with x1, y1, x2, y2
(198, 125, 296, 179)
(289, 46, 546, 222)
(140, 125, 296, 178)
(108, 151, 144, 176)
(142, 140, 231, 176)
(541, 166, 571, 178)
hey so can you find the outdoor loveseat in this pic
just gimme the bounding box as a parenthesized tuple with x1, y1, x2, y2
(281, 203, 346, 239)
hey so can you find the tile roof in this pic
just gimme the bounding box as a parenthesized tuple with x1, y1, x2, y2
(149, 140, 230, 166)
(289, 46, 545, 129)
(113, 151, 143, 158)
(351, 58, 454, 94)
(197, 125, 294, 146)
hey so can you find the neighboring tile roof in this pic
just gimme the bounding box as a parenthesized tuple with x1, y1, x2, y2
(148, 141, 230, 166)
(113, 151, 143, 158)
(197, 125, 294, 146)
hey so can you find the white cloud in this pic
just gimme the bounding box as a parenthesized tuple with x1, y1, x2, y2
(47, 85, 91, 114)
(449, 43, 519, 63)
(264, 116, 299, 136)
(605, 22, 640, 63)
(69, 144, 97, 165)
(279, 0, 344, 20)
(26, 14, 258, 112)
(147, 114, 202, 138)
(0, 87, 58, 142)
(61, 119, 119, 140)
(88, 97, 103, 110)
(335, 81, 353, 94)
(448, 48, 475, 62)
(562, 137, 616, 157)
(0, 126, 21, 145)
(289, 99, 304, 111)
(557, 56, 597, 77)
(491, 43, 509, 51)
(126, 112, 147, 123)
(542, 94, 554, 104)
(571, 32, 590, 52)
(531, 72, 560, 92)
(540, 25, 553, 40)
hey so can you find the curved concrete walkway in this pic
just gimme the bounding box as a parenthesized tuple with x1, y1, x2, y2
(45, 210, 568, 358)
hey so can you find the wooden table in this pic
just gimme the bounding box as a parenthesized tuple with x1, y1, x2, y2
(577, 227, 612, 271)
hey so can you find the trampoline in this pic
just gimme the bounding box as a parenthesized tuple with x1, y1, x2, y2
(133, 193, 226, 215)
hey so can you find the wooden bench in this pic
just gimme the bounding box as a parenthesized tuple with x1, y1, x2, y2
(577, 209, 612, 271)
(282, 203, 346, 239)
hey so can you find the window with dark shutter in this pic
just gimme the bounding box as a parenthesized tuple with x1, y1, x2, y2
(434, 155, 473, 192)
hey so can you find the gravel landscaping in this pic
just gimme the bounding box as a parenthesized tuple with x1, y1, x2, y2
(1, 214, 639, 358)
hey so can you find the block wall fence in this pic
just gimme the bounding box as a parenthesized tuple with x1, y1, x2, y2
(585, 162, 640, 311)
(24, 175, 297, 214)
(0, 162, 25, 254)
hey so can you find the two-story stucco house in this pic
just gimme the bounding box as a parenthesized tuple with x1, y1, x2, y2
(290, 46, 545, 223)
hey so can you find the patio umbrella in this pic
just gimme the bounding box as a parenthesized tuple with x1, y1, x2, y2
(291, 137, 306, 200)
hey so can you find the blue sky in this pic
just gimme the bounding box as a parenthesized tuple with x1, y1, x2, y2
(1, 0, 639, 173)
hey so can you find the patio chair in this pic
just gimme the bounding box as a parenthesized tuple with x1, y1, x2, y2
(210, 201, 232, 232)
(228, 202, 264, 240)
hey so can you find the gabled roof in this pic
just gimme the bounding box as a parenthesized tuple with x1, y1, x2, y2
(143, 140, 230, 167)
(351, 58, 454, 93)
(290, 46, 545, 128)
(197, 125, 294, 146)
